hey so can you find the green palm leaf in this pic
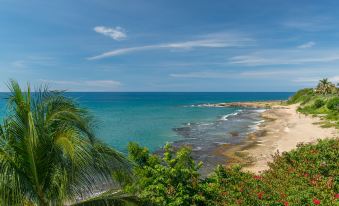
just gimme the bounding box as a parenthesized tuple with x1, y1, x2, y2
(71, 190, 140, 206)
(0, 80, 134, 205)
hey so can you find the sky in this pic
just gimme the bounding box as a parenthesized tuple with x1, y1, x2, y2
(0, 0, 339, 92)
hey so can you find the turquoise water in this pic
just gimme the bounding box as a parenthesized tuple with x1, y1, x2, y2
(0, 92, 292, 154)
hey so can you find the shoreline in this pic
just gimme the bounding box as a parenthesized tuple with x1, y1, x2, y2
(213, 102, 338, 174)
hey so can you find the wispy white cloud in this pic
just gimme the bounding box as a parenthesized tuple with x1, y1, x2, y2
(241, 70, 302, 77)
(88, 32, 254, 60)
(294, 76, 339, 84)
(283, 16, 332, 31)
(170, 71, 232, 78)
(170, 67, 338, 82)
(40, 79, 122, 91)
(297, 41, 315, 49)
(293, 77, 320, 83)
(170, 70, 301, 79)
(94, 26, 126, 40)
(330, 76, 339, 83)
(229, 50, 339, 66)
(10, 56, 56, 69)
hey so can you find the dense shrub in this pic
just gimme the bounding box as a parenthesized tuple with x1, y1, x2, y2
(204, 166, 283, 205)
(263, 139, 339, 205)
(126, 139, 339, 205)
(125, 143, 207, 206)
(313, 99, 325, 109)
(287, 88, 314, 104)
(290, 84, 338, 128)
(327, 97, 339, 111)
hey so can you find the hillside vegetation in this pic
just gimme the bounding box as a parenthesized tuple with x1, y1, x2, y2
(287, 78, 339, 129)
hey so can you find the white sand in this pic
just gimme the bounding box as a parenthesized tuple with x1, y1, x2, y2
(243, 104, 338, 173)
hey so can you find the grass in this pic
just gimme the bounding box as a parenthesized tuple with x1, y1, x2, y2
(287, 87, 339, 129)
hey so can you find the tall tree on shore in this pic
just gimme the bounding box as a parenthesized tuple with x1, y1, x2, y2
(316, 78, 336, 95)
(0, 80, 135, 205)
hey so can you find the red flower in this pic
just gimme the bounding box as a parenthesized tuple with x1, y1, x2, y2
(253, 175, 261, 180)
(313, 198, 320, 205)
(257, 192, 264, 199)
(335, 194, 339, 199)
(284, 202, 289, 206)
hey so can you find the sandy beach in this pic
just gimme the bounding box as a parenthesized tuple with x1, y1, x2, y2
(215, 102, 338, 174)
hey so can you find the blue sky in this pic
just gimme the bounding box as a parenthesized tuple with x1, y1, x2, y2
(0, 0, 338, 91)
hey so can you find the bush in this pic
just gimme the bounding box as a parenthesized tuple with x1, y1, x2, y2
(313, 99, 325, 109)
(204, 139, 339, 206)
(327, 97, 339, 111)
(125, 143, 206, 206)
(263, 139, 339, 205)
(287, 88, 314, 104)
(290, 86, 338, 127)
(126, 139, 339, 205)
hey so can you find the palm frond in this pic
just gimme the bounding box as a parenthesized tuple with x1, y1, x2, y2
(71, 190, 141, 206)
(0, 80, 134, 205)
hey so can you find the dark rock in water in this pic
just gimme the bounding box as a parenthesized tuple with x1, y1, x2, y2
(229, 131, 239, 137)
(173, 126, 192, 138)
(195, 100, 283, 109)
(168, 108, 266, 175)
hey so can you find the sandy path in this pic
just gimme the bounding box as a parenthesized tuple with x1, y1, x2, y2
(242, 104, 338, 173)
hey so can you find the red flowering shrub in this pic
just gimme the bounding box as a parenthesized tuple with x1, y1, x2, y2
(128, 139, 339, 205)
(257, 192, 264, 199)
(203, 139, 339, 205)
(313, 198, 321, 205)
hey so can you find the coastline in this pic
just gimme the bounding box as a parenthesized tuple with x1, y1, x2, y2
(212, 101, 338, 174)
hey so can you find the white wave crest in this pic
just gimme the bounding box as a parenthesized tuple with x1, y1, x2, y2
(220, 111, 240, 121)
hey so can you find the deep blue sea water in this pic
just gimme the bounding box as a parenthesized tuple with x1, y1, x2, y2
(0, 92, 292, 155)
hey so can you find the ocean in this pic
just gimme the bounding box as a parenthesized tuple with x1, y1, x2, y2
(0, 92, 293, 170)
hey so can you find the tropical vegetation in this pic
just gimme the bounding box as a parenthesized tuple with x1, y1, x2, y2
(287, 78, 339, 128)
(124, 139, 339, 206)
(0, 80, 134, 205)
(0, 79, 338, 205)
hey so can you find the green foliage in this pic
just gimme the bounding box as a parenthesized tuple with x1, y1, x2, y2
(71, 191, 141, 206)
(316, 78, 337, 95)
(0, 80, 132, 205)
(313, 99, 325, 109)
(288, 79, 339, 129)
(125, 143, 207, 206)
(203, 165, 280, 205)
(128, 139, 339, 205)
(287, 88, 314, 104)
(327, 97, 339, 111)
(263, 139, 339, 205)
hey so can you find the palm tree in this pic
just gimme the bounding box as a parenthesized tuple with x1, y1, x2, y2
(316, 78, 335, 95)
(0, 80, 135, 205)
